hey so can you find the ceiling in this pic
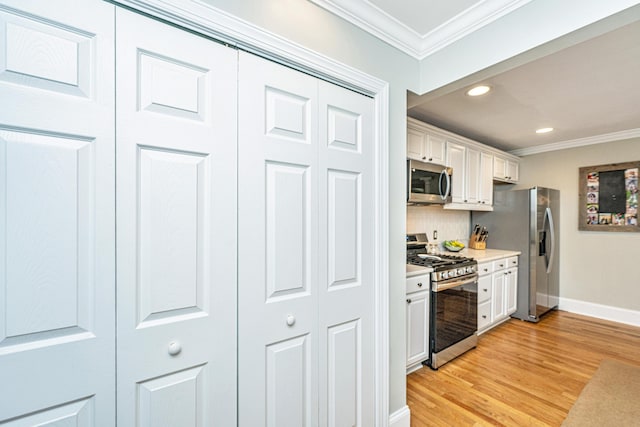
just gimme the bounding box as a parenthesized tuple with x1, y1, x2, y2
(311, 1, 640, 155)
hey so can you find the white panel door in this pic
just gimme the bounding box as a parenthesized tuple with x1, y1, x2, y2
(0, 0, 115, 423)
(238, 51, 319, 427)
(116, 8, 237, 426)
(318, 81, 375, 427)
(238, 51, 375, 426)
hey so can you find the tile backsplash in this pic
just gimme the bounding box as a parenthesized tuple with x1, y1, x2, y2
(407, 205, 471, 245)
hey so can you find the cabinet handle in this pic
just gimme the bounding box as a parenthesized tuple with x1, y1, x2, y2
(483, 268, 488, 272)
(483, 288, 488, 292)
(168, 341, 182, 356)
(428, 157, 433, 161)
(417, 282, 423, 287)
(422, 156, 427, 160)
(464, 199, 468, 203)
(482, 315, 487, 319)
(406, 298, 412, 304)
(286, 314, 296, 326)
(499, 264, 504, 267)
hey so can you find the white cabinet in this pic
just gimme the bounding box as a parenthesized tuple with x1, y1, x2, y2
(445, 141, 493, 211)
(479, 152, 494, 206)
(407, 118, 446, 164)
(493, 155, 519, 183)
(446, 140, 467, 204)
(406, 274, 430, 373)
(477, 261, 494, 332)
(477, 255, 518, 334)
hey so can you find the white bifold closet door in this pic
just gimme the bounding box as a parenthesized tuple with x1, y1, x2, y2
(0, 0, 116, 423)
(238, 52, 375, 427)
(115, 8, 238, 426)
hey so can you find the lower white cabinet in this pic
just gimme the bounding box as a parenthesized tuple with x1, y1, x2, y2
(406, 274, 430, 373)
(478, 255, 519, 333)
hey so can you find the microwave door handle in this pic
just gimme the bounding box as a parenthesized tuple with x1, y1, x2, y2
(439, 169, 450, 200)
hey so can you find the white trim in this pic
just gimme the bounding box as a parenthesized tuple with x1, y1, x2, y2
(389, 405, 411, 427)
(309, 0, 532, 59)
(113, 0, 391, 425)
(559, 298, 640, 327)
(509, 128, 640, 156)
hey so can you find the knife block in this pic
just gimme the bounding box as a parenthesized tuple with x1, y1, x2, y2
(468, 239, 486, 250)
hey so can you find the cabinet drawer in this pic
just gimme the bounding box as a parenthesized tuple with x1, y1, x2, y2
(478, 275, 492, 303)
(478, 261, 493, 276)
(478, 301, 491, 331)
(493, 258, 508, 271)
(507, 256, 518, 268)
(406, 274, 429, 294)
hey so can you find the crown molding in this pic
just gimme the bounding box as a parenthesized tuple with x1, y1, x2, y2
(310, 0, 532, 59)
(509, 128, 640, 156)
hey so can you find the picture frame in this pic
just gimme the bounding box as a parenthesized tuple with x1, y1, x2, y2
(579, 161, 639, 232)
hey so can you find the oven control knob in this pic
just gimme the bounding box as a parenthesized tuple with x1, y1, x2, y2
(458, 268, 465, 275)
(466, 267, 474, 274)
(441, 271, 449, 279)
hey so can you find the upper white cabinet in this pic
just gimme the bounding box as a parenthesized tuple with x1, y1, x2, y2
(445, 139, 493, 211)
(407, 118, 446, 164)
(407, 118, 520, 211)
(493, 155, 520, 183)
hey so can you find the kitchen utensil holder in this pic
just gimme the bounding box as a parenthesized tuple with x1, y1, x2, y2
(468, 240, 486, 250)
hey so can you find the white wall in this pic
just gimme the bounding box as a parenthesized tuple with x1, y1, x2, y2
(516, 138, 640, 314)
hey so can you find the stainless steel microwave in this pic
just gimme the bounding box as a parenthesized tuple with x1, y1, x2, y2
(407, 159, 452, 204)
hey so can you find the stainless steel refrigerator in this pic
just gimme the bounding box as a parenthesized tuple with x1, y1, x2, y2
(472, 186, 559, 322)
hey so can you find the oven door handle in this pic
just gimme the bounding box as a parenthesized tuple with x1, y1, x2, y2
(433, 275, 478, 292)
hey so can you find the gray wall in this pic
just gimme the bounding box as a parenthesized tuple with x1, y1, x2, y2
(197, 0, 640, 417)
(516, 138, 640, 311)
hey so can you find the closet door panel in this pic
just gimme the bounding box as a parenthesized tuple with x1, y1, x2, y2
(116, 8, 237, 426)
(319, 82, 375, 427)
(238, 51, 318, 427)
(0, 0, 115, 423)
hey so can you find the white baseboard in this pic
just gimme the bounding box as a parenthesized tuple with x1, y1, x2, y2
(389, 405, 410, 427)
(559, 297, 640, 327)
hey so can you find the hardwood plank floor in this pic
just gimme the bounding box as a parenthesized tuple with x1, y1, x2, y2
(407, 310, 640, 426)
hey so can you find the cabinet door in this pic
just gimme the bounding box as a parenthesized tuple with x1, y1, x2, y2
(407, 127, 426, 160)
(493, 156, 507, 180)
(492, 272, 506, 323)
(0, 1, 115, 422)
(446, 141, 466, 203)
(427, 133, 446, 164)
(479, 152, 494, 205)
(506, 160, 519, 182)
(116, 8, 238, 425)
(465, 147, 480, 204)
(406, 291, 429, 367)
(506, 267, 518, 315)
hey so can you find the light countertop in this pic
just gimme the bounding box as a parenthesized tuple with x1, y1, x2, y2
(455, 248, 521, 262)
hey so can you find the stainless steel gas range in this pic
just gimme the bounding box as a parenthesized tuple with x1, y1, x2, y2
(407, 233, 479, 369)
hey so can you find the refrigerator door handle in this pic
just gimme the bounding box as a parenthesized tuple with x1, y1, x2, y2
(545, 207, 555, 274)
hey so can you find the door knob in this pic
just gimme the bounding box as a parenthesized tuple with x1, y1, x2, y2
(168, 341, 182, 356)
(286, 314, 296, 326)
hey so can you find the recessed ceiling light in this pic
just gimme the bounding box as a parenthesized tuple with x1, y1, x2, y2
(536, 127, 554, 134)
(466, 85, 491, 97)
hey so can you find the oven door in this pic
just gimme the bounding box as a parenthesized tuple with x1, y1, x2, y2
(431, 275, 478, 354)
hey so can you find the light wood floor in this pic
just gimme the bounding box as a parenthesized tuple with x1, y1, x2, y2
(407, 310, 640, 426)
